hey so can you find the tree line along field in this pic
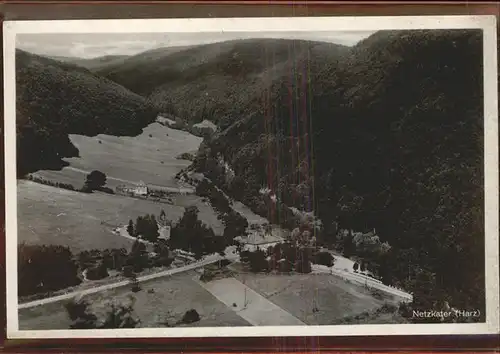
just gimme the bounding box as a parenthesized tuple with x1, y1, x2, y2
(17, 180, 223, 253)
(32, 122, 202, 191)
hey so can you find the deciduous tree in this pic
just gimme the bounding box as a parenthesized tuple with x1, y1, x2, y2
(83, 170, 107, 192)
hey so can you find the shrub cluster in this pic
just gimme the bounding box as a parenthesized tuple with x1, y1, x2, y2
(170, 206, 223, 259)
(240, 242, 313, 274)
(127, 214, 160, 242)
(18, 244, 81, 296)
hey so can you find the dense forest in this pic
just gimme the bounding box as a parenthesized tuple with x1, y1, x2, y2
(188, 30, 483, 318)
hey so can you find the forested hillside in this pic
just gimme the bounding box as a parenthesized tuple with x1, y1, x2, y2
(189, 30, 484, 317)
(96, 39, 350, 126)
(16, 49, 158, 175)
(94, 45, 194, 84)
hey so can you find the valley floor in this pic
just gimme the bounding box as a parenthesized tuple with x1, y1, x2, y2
(17, 180, 223, 253)
(19, 267, 406, 330)
(232, 273, 402, 325)
(16, 178, 408, 330)
(15, 121, 408, 331)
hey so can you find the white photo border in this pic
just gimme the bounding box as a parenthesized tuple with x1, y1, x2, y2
(3, 15, 499, 339)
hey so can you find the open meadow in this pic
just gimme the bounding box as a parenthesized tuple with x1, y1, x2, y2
(33, 122, 202, 190)
(18, 260, 406, 330)
(17, 180, 223, 253)
(19, 271, 250, 330)
(232, 273, 404, 325)
(196, 276, 305, 326)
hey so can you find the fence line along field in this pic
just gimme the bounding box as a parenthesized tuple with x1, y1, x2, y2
(33, 122, 202, 190)
(17, 180, 223, 253)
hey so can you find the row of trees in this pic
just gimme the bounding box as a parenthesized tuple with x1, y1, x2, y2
(169, 206, 225, 259)
(25, 174, 76, 191)
(127, 214, 160, 242)
(240, 242, 335, 274)
(196, 178, 231, 214)
(196, 178, 249, 244)
(26, 169, 114, 195)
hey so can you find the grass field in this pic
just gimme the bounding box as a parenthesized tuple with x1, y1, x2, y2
(34, 122, 202, 190)
(197, 276, 305, 326)
(17, 180, 223, 252)
(18, 266, 405, 329)
(19, 271, 250, 330)
(233, 273, 404, 325)
(231, 200, 268, 225)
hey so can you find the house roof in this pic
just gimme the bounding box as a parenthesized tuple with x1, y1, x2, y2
(235, 230, 284, 245)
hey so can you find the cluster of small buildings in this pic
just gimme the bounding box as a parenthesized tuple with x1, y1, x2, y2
(116, 181, 148, 197)
(234, 224, 286, 252)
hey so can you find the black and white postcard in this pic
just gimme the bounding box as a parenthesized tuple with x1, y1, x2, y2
(3, 16, 499, 339)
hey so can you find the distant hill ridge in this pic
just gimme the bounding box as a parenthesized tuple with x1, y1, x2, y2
(47, 54, 130, 71)
(94, 38, 350, 127)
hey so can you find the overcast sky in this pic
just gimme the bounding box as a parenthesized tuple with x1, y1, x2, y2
(16, 31, 374, 59)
